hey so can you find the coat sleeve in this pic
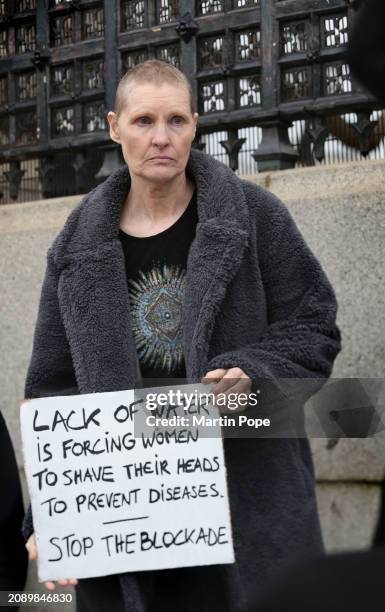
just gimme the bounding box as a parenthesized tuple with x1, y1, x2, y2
(207, 191, 342, 409)
(24, 250, 78, 400)
(22, 249, 78, 541)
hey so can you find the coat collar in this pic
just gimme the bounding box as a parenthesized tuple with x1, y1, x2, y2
(54, 148, 250, 391)
(54, 147, 249, 259)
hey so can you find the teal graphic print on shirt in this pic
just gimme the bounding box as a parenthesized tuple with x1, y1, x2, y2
(127, 264, 186, 374)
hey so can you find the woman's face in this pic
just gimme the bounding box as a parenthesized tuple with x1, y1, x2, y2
(107, 82, 198, 184)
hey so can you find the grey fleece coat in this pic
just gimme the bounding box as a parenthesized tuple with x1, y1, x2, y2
(23, 147, 341, 611)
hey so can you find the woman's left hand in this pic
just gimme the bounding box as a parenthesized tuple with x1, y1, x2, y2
(201, 367, 252, 413)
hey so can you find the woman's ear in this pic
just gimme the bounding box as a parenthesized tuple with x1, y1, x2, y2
(193, 112, 199, 139)
(107, 111, 121, 144)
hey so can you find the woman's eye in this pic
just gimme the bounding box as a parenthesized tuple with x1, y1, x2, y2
(135, 116, 184, 125)
(137, 116, 151, 124)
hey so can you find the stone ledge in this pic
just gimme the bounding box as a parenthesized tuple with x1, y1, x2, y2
(246, 158, 385, 201)
(0, 197, 79, 233)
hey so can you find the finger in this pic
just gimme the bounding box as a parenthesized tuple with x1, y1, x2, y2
(26, 545, 37, 561)
(228, 378, 252, 396)
(212, 368, 250, 396)
(26, 534, 37, 561)
(218, 380, 253, 414)
(57, 578, 78, 587)
(224, 367, 249, 379)
(201, 369, 226, 384)
(45, 581, 56, 591)
(212, 378, 235, 396)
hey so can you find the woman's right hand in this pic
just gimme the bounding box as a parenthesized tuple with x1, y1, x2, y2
(26, 533, 78, 591)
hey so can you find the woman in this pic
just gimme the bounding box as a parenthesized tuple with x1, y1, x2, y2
(23, 59, 341, 611)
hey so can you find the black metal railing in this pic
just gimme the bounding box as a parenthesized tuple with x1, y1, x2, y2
(0, 0, 383, 204)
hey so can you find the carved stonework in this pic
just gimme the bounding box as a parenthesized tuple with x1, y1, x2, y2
(252, 118, 299, 172)
(95, 148, 121, 184)
(192, 140, 206, 151)
(175, 12, 199, 43)
(4, 165, 25, 200)
(219, 135, 246, 172)
(38, 158, 57, 198)
(71, 151, 89, 193)
(351, 112, 379, 157)
(31, 48, 51, 71)
(306, 117, 330, 162)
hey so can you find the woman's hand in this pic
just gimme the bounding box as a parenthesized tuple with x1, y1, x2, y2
(201, 367, 252, 413)
(26, 533, 78, 591)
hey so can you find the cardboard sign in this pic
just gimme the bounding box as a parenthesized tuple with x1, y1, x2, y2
(20, 384, 234, 582)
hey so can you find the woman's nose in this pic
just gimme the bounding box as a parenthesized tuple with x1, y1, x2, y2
(151, 123, 170, 145)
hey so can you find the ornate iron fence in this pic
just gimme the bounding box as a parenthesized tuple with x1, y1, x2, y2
(0, 0, 382, 204)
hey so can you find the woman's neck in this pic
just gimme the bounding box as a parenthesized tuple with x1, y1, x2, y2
(119, 173, 195, 237)
(124, 174, 194, 221)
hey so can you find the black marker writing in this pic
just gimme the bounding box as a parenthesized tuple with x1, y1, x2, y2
(48, 534, 94, 561)
(33, 408, 101, 432)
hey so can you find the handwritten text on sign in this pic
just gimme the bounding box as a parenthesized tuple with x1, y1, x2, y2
(20, 384, 234, 582)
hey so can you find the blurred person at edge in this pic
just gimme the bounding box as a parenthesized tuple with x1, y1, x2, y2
(347, 0, 385, 105)
(249, 547, 385, 612)
(21, 59, 341, 612)
(0, 411, 28, 610)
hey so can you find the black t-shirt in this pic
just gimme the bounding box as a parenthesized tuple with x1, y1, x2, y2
(119, 189, 198, 383)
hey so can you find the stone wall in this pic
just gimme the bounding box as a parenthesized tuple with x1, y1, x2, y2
(1, 158, 384, 606)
